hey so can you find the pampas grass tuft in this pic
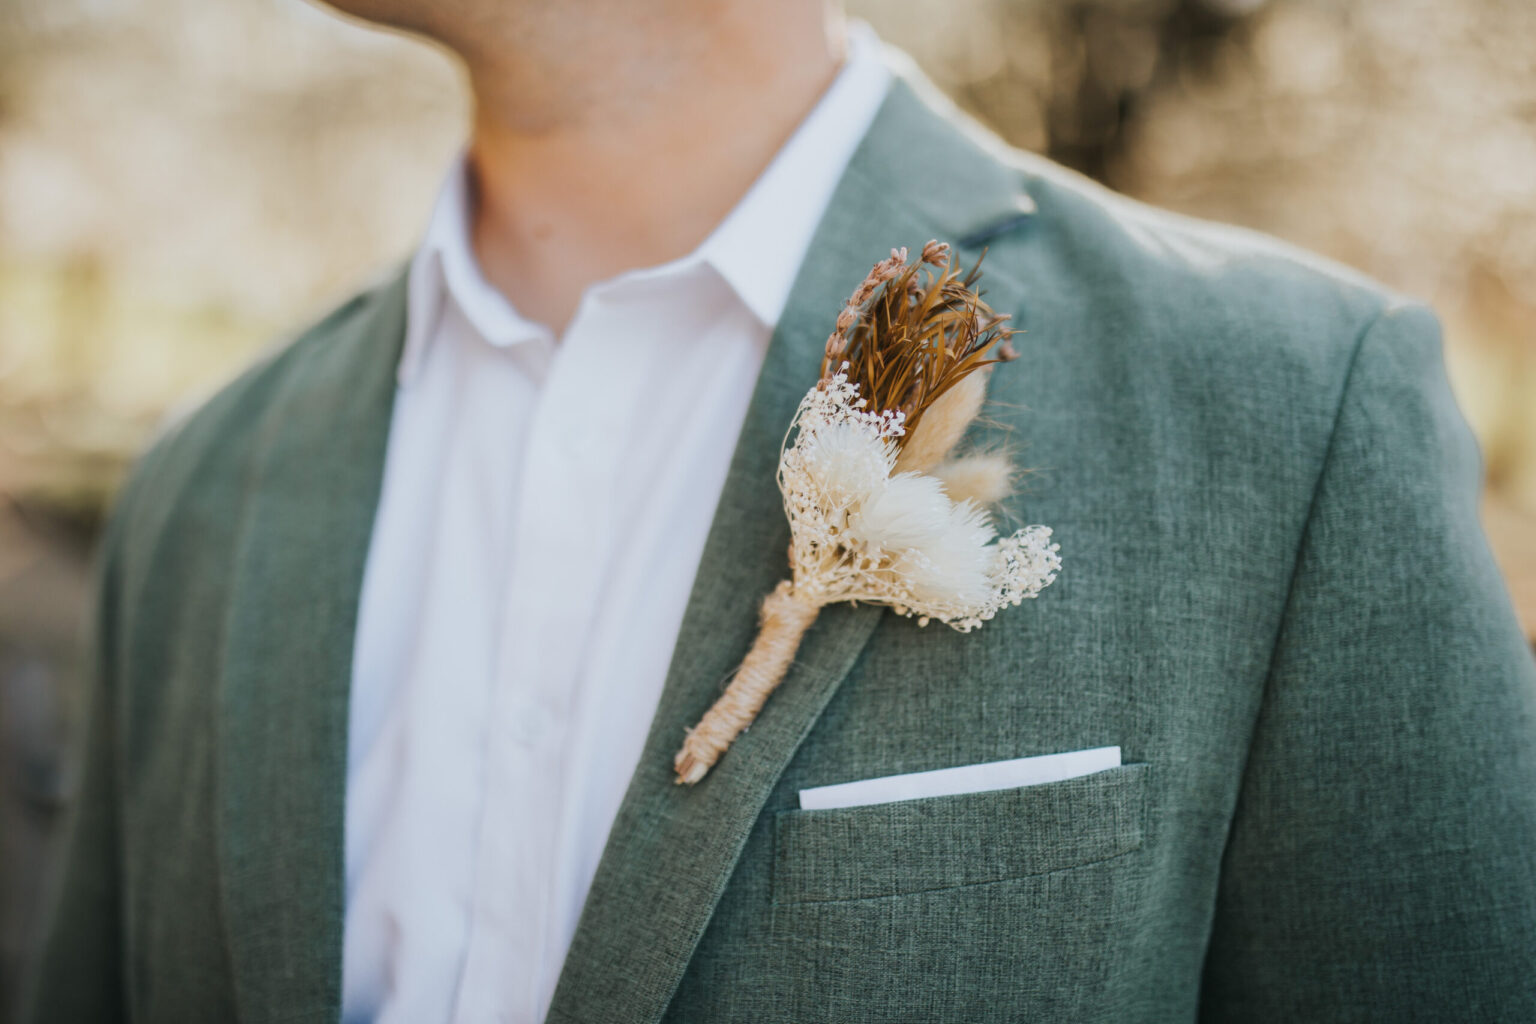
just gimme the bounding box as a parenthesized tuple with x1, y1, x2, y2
(893, 368, 990, 475)
(932, 451, 1015, 507)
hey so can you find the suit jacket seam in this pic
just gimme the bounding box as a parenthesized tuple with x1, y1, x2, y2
(1196, 295, 1394, 970)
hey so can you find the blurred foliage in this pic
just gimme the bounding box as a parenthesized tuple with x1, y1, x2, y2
(0, 0, 1531, 622)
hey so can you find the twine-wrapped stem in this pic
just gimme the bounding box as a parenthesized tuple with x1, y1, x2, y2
(673, 580, 821, 784)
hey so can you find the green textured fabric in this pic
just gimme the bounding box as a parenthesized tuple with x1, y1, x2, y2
(26, 63, 1536, 1024)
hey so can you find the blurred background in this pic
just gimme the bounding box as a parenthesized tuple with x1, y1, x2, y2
(1, 0, 1532, 1014)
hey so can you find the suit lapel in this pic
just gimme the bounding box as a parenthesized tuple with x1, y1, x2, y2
(217, 273, 406, 1023)
(547, 67, 1037, 1024)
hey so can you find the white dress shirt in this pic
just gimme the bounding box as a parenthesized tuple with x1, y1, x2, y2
(341, 25, 890, 1024)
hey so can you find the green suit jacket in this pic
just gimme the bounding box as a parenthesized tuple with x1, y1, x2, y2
(28, 64, 1536, 1023)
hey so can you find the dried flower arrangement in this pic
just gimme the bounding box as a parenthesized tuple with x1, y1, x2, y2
(674, 241, 1061, 785)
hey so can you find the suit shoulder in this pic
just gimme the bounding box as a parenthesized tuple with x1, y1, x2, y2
(954, 148, 1446, 496)
(879, 65, 1412, 379)
(989, 152, 1417, 381)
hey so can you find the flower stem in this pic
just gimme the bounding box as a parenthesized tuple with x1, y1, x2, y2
(673, 580, 821, 785)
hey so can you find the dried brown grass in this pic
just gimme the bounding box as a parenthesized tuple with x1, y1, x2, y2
(821, 240, 1017, 443)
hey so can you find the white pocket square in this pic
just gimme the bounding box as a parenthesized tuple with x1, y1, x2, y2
(797, 745, 1122, 811)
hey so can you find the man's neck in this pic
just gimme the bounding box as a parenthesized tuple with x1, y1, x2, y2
(461, 4, 845, 334)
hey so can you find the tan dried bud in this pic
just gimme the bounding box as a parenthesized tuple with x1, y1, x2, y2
(921, 240, 950, 265)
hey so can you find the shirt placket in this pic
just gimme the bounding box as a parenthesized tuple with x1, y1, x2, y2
(451, 295, 652, 1024)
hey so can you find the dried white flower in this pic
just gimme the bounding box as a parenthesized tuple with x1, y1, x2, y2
(780, 367, 1060, 632)
(847, 473, 952, 553)
(799, 422, 895, 515)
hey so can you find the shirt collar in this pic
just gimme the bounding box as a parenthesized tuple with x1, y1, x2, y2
(400, 164, 539, 386)
(399, 20, 891, 387)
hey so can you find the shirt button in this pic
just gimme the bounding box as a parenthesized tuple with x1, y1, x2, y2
(510, 713, 538, 745)
(509, 701, 550, 745)
(561, 427, 604, 462)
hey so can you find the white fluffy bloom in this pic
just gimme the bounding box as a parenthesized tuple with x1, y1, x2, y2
(778, 368, 1060, 630)
(847, 472, 951, 552)
(893, 498, 996, 608)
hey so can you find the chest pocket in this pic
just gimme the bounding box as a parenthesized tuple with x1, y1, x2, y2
(771, 761, 1149, 904)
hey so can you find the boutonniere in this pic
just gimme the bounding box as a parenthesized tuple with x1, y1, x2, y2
(674, 241, 1061, 785)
